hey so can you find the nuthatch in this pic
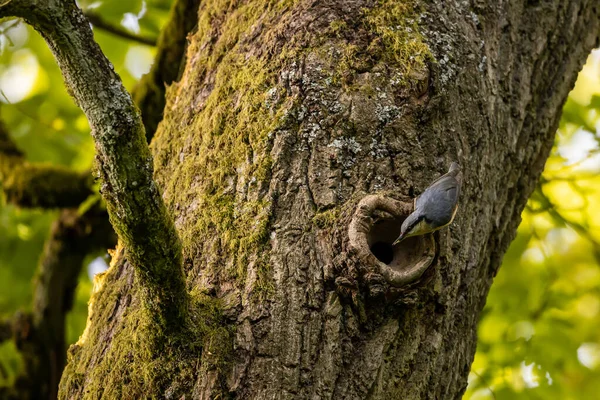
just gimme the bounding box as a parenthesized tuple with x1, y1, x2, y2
(393, 163, 462, 245)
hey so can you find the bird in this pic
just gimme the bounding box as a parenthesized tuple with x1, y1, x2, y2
(392, 162, 462, 245)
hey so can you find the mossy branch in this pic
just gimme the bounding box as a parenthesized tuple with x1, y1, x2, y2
(2, 207, 116, 400)
(0, 159, 93, 208)
(0, 121, 93, 208)
(133, 0, 201, 142)
(0, 0, 188, 328)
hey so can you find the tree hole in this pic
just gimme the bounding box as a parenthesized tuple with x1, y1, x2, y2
(347, 195, 435, 287)
(370, 241, 394, 264)
(367, 217, 431, 273)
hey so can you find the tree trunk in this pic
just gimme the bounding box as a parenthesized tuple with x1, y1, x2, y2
(59, 0, 600, 399)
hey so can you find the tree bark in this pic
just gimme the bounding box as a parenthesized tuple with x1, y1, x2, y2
(54, 0, 599, 399)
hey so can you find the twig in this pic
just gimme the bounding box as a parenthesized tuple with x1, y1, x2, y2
(83, 11, 157, 47)
(469, 370, 497, 400)
(0, 89, 67, 133)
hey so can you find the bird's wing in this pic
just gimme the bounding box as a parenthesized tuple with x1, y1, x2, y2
(440, 175, 460, 203)
(415, 174, 461, 211)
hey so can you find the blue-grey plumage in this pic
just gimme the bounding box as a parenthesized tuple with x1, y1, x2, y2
(392, 163, 462, 245)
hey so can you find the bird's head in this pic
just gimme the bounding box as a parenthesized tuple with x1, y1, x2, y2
(392, 213, 431, 245)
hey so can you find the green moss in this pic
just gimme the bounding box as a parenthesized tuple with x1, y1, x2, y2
(188, 290, 235, 374)
(313, 208, 341, 229)
(252, 258, 275, 300)
(0, 156, 92, 208)
(333, 0, 432, 87)
(60, 257, 233, 399)
(328, 19, 347, 37)
(152, 0, 298, 296)
(364, 0, 431, 73)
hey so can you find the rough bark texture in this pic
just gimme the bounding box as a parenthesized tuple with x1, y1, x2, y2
(58, 0, 599, 399)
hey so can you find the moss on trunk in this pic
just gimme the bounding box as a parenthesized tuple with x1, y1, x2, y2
(58, 0, 600, 398)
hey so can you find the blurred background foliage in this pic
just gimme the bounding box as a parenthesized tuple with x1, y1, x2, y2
(466, 50, 600, 399)
(0, 0, 171, 389)
(0, 1, 599, 398)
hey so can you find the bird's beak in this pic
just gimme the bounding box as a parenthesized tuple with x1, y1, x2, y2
(392, 233, 405, 246)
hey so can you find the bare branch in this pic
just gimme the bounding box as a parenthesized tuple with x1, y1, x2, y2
(0, 0, 188, 328)
(84, 11, 157, 47)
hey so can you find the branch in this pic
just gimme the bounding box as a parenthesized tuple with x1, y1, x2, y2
(0, 121, 93, 208)
(533, 186, 600, 263)
(83, 11, 157, 47)
(0, 203, 115, 399)
(133, 0, 201, 141)
(0, 0, 188, 328)
(33, 207, 116, 333)
(0, 161, 93, 208)
(25, 207, 115, 399)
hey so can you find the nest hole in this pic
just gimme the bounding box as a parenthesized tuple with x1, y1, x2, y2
(370, 241, 394, 264)
(367, 217, 430, 271)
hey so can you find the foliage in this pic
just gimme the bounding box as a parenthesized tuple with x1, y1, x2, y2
(465, 50, 600, 399)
